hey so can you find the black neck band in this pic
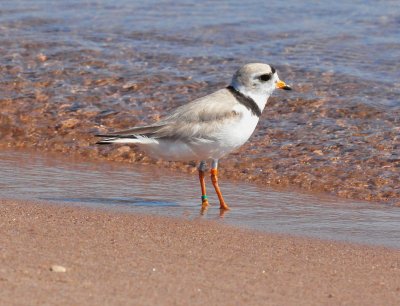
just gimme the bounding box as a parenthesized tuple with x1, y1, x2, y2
(226, 86, 262, 117)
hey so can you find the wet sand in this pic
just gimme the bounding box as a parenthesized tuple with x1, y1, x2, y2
(1, 199, 399, 306)
(2, 148, 400, 249)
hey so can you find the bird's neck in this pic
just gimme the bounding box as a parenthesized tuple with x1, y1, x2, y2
(233, 85, 271, 113)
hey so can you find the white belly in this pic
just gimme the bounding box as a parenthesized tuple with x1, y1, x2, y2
(138, 110, 259, 161)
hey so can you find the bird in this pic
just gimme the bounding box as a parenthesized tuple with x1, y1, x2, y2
(96, 63, 291, 211)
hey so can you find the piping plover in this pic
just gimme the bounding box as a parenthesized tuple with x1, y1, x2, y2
(96, 63, 291, 211)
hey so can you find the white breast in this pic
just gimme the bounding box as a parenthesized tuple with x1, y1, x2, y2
(192, 105, 259, 160)
(217, 105, 259, 151)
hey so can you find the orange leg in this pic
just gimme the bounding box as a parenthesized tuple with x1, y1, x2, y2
(198, 161, 209, 210)
(210, 168, 229, 210)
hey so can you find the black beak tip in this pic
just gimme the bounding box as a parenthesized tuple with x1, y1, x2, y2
(283, 85, 292, 90)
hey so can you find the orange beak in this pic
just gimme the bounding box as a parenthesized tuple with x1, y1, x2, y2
(276, 80, 292, 90)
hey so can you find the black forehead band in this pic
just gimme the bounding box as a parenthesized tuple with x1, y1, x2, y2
(270, 66, 276, 74)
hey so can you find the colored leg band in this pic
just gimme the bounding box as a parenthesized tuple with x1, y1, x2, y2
(201, 195, 208, 201)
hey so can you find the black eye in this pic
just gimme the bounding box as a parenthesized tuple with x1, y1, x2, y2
(258, 73, 271, 82)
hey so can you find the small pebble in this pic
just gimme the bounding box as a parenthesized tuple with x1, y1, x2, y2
(50, 265, 67, 273)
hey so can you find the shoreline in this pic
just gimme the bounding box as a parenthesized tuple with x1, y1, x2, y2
(1, 199, 399, 305)
(1, 147, 400, 250)
(1, 146, 398, 207)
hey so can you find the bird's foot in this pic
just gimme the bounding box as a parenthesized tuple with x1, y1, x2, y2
(200, 200, 209, 215)
(219, 206, 229, 218)
(219, 201, 229, 211)
(201, 196, 209, 210)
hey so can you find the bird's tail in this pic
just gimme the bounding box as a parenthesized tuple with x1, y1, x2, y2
(95, 134, 139, 145)
(95, 134, 158, 145)
(95, 123, 164, 145)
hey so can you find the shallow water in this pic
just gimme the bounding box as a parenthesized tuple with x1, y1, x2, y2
(1, 150, 399, 249)
(0, 0, 399, 202)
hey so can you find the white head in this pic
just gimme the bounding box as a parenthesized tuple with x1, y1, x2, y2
(230, 63, 291, 110)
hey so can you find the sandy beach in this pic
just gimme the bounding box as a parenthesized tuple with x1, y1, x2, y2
(1, 199, 399, 305)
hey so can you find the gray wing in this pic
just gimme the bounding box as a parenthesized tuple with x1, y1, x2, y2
(96, 88, 241, 141)
(95, 123, 167, 138)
